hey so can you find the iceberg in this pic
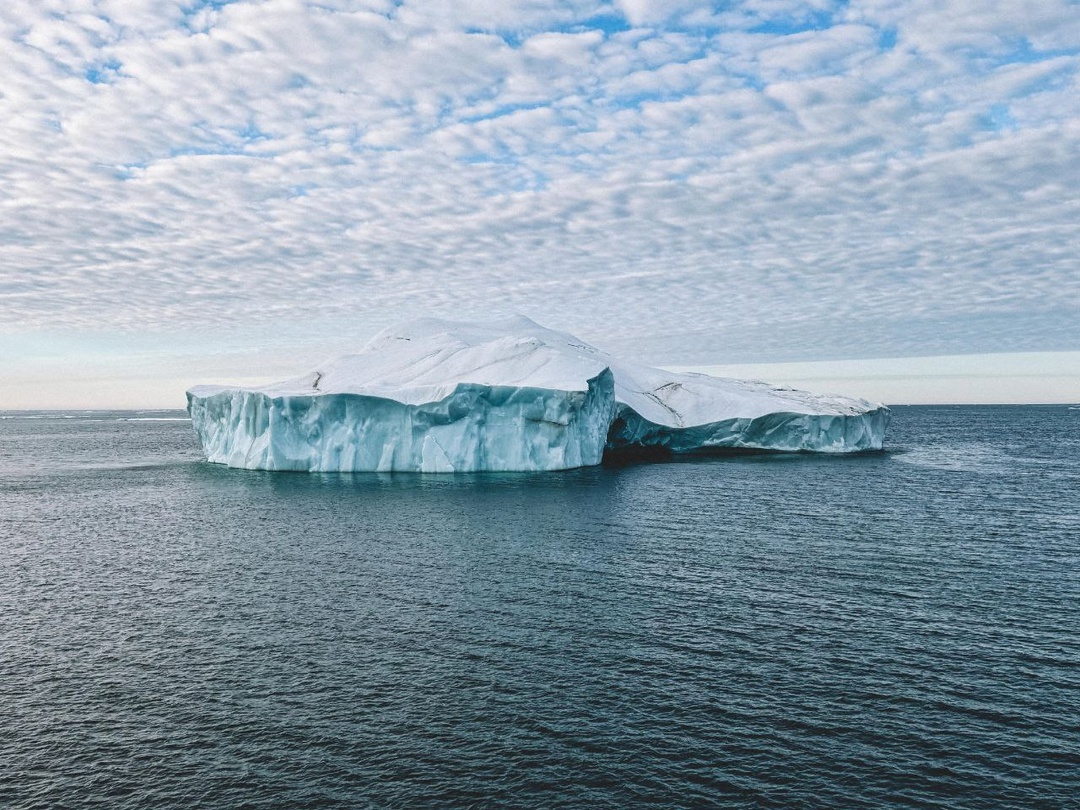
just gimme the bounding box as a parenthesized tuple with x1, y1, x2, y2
(187, 316, 889, 472)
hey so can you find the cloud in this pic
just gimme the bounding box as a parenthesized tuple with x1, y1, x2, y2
(0, 0, 1077, 370)
(614, 0, 705, 27)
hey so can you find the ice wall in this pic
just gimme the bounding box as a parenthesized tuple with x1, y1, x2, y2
(188, 371, 616, 473)
(606, 403, 890, 457)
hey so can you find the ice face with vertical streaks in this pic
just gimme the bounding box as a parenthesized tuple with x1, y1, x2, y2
(187, 316, 889, 472)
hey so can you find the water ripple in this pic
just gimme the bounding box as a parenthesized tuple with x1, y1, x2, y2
(0, 406, 1078, 808)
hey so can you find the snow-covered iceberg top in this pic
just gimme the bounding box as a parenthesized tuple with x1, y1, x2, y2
(187, 316, 889, 472)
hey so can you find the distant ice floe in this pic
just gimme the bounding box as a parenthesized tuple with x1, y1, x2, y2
(187, 317, 889, 472)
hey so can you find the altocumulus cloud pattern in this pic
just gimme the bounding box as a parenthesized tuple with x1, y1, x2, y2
(1, 0, 1078, 363)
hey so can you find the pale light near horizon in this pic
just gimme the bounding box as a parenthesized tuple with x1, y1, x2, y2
(673, 351, 1080, 406)
(1, 348, 1077, 410)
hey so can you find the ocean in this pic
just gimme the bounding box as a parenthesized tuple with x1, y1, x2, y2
(1, 406, 1077, 808)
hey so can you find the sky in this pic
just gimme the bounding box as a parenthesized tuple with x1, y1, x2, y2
(1, 0, 1078, 408)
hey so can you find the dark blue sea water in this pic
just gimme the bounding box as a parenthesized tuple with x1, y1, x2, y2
(1, 406, 1078, 809)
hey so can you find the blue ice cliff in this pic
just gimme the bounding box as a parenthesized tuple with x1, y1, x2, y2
(187, 317, 889, 472)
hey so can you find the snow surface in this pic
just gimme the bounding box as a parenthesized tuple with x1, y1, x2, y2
(187, 316, 889, 472)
